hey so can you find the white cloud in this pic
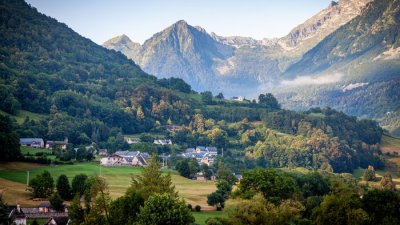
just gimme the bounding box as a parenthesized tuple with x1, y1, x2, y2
(280, 73, 344, 87)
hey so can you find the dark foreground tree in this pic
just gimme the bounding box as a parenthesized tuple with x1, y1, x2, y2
(0, 195, 12, 224)
(0, 115, 21, 161)
(71, 174, 88, 196)
(137, 193, 194, 225)
(49, 192, 64, 211)
(312, 181, 369, 225)
(109, 190, 144, 225)
(56, 174, 72, 200)
(362, 189, 400, 225)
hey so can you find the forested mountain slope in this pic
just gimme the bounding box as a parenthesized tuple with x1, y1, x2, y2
(0, 0, 386, 173)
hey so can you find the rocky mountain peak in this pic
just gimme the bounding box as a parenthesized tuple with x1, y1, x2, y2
(105, 34, 133, 45)
(278, 0, 371, 53)
(169, 20, 191, 33)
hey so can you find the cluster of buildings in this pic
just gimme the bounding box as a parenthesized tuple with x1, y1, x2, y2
(19, 138, 68, 150)
(9, 203, 70, 225)
(182, 146, 218, 166)
(100, 150, 151, 167)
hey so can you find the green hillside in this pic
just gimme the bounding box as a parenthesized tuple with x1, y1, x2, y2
(0, 0, 388, 174)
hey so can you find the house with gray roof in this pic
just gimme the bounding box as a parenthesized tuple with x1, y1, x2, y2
(182, 146, 218, 166)
(20, 138, 44, 149)
(100, 151, 150, 167)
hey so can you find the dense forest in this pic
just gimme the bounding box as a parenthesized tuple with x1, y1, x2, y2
(0, 0, 385, 173)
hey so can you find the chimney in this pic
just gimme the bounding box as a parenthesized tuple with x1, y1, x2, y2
(17, 204, 21, 213)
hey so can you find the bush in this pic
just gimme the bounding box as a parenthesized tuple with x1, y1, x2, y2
(195, 205, 201, 212)
(187, 204, 192, 211)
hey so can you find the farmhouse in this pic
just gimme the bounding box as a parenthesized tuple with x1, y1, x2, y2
(100, 151, 151, 166)
(46, 138, 68, 150)
(19, 138, 44, 149)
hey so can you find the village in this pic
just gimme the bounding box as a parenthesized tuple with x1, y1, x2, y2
(9, 135, 221, 225)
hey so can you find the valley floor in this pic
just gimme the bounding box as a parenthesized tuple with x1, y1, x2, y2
(0, 162, 216, 209)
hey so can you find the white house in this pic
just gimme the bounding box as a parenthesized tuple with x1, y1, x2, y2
(153, 139, 172, 145)
(100, 151, 150, 167)
(100, 154, 129, 166)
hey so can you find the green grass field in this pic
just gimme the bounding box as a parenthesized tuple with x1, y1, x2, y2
(0, 162, 216, 209)
(192, 211, 227, 225)
(20, 146, 52, 155)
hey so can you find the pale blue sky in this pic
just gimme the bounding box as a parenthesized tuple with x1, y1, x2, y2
(26, 0, 332, 44)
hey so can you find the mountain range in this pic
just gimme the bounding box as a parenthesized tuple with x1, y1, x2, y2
(104, 0, 400, 135)
(103, 0, 372, 94)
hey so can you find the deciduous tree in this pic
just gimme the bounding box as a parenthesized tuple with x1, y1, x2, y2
(30, 170, 54, 198)
(137, 193, 194, 225)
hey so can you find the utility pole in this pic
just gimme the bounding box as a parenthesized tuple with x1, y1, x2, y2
(26, 171, 29, 191)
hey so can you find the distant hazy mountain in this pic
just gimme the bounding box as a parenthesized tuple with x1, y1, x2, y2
(104, 20, 234, 91)
(104, 0, 370, 96)
(277, 0, 400, 135)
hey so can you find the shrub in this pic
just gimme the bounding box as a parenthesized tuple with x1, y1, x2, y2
(195, 205, 201, 212)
